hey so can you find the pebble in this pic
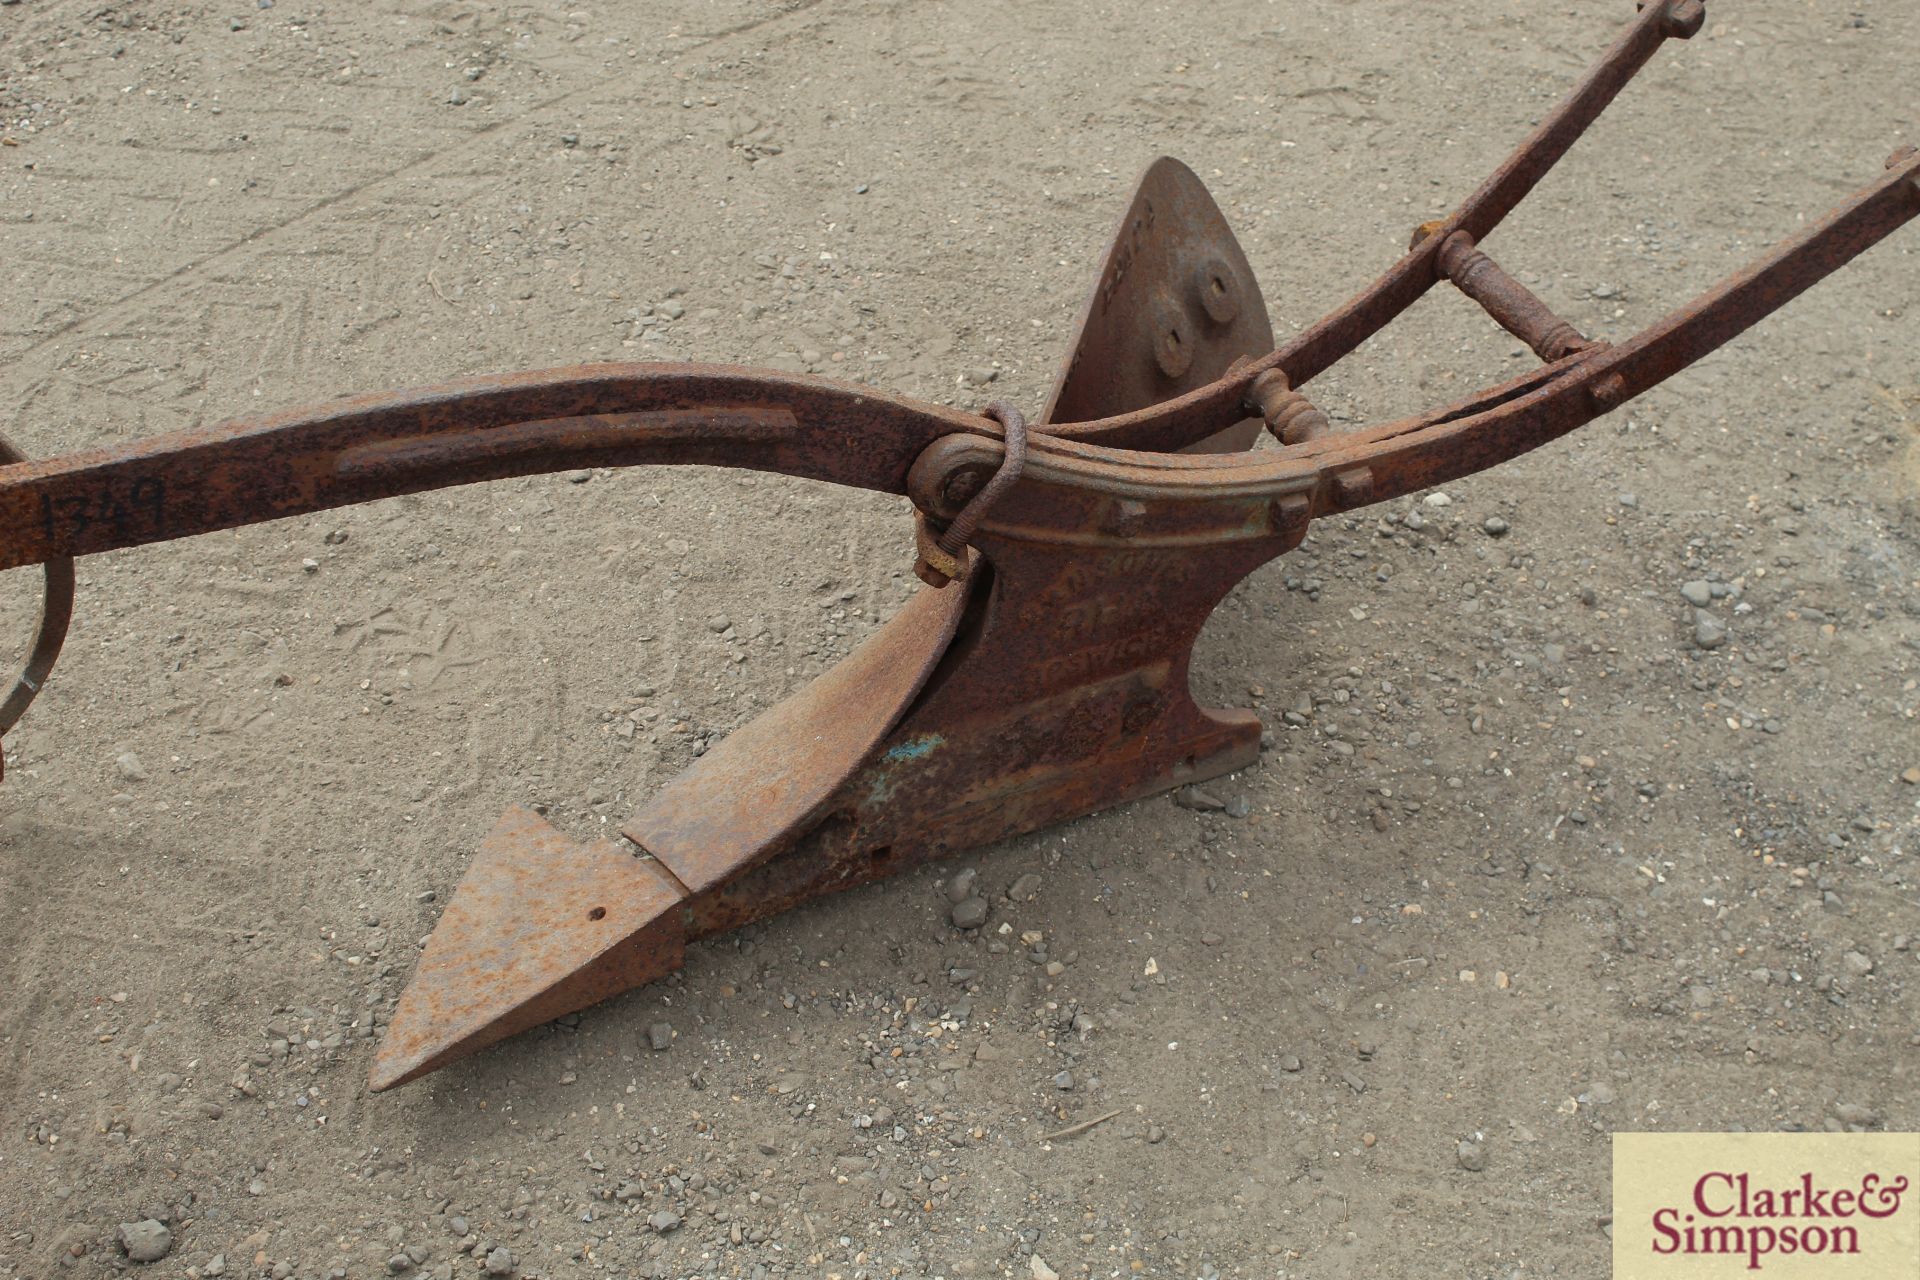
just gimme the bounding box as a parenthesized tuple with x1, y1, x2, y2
(950, 897, 989, 930)
(1841, 951, 1873, 976)
(1692, 611, 1727, 650)
(388, 1255, 414, 1274)
(648, 1210, 682, 1234)
(482, 1247, 513, 1277)
(706, 614, 731, 633)
(1456, 1140, 1487, 1172)
(1224, 796, 1252, 819)
(116, 752, 150, 782)
(1830, 1101, 1879, 1126)
(646, 1021, 673, 1051)
(1680, 580, 1713, 608)
(118, 1220, 172, 1263)
(945, 868, 977, 904)
(1482, 515, 1509, 537)
(1008, 873, 1042, 902)
(1052, 1070, 1075, 1090)
(1174, 785, 1226, 813)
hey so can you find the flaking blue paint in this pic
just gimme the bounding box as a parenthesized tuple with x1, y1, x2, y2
(868, 734, 945, 804)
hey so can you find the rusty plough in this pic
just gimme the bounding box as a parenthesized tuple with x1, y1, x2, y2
(2, 2, 1916, 1091)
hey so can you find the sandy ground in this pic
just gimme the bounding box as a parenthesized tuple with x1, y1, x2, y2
(2, 1, 1917, 1277)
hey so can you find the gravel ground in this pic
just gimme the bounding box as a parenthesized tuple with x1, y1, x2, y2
(2, 1, 1916, 1277)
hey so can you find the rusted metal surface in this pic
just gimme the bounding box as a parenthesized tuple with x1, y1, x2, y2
(624, 575, 970, 897)
(3, 2, 1918, 1089)
(1433, 232, 1591, 362)
(370, 805, 688, 1092)
(1040, 156, 1273, 453)
(0, 431, 73, 757)
(1246, 369, 1331, 446)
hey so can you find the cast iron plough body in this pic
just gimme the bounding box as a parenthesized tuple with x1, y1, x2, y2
(2, 2, 1916, 1089)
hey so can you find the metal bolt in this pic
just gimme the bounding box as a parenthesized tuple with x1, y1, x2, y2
(1589, 372, 1629, 409)
(1192, 258, 1240, 326)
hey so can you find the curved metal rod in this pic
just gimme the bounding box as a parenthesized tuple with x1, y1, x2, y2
(0, 431, 75, 742)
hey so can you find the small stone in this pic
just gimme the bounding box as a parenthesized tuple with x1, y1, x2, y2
(706, 614, 731, 633)
(950, 897, 989, 930)
(448, 1218, 469, 1238)
(1052, 1070, 1075, 1090)
(1423, 492, 1452, 508)
(1146, 1123, 1166, 1143)
(302, 557, 320, 572)
(945, 868, 977, 904)
(448, 88, 468, 106)
(1901, 767, 1920, 786)
(1281, 1055, 1302, 1072)
(117, 1221, 172, 1264)
(116, 752, 150, 782)
(564, 470, 592, 484)
(648, 1210, 682, 1234)
(646, 1021, 673, 1051)
(962, 367, 998, 386)
(1007, 872, 1042, 902)
(1680, 580, 1713, 607)
(1482, 515, 1509, 537)
(388, 1255, 414, 1274)
(483, 1247, 513, 1277)
(1174, 785, 1226, 812)
(1223, 796, 1252, 819)
(658, 300, 686, 321)
(1830, 1101, 1879, 1127)
(1692, 611, 1727, 650)
(1030, 1256, 1060, 1280)
(1841, 951, 1873, 977)
(1456, 1140, 1487, 1172)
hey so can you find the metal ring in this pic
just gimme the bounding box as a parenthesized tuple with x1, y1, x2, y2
(0, 432, 75, 743)
(934, 401, 1030, 561)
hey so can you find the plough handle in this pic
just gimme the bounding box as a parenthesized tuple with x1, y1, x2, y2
(0, 365, 977, 574)
(1052, 0, 1708, 452)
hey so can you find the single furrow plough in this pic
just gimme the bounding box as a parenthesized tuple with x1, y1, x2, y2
(2, 2, 1915, 1090)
